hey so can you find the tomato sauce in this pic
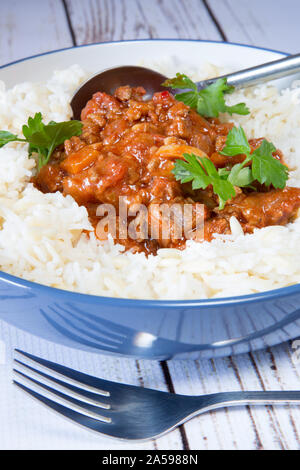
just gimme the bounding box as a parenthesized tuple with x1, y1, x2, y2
(34, 85, 300, 254)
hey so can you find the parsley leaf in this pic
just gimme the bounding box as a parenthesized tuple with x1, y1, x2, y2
(0, 113, 83, 169)
(219, 125, 250, 156)
(162, 74, 250, 118)
(251, 139, 288, 188)
(162, 73, 197, 91)
(173, 125, 289, 209)
(0, 131, 25, 148)
(22, 112, 47, 161)
(221, 126, 289, 189)
(172, 153, 236, 209)
(174, 91, 199, 109)
(226, 102, 251, 116)
(22, 112, 44, 139)
(28, 120, 83, 168)
(227, 163, 254, 187)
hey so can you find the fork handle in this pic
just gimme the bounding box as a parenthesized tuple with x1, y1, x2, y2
(199, 52, 300, 90)
(193, 391, 300, 412)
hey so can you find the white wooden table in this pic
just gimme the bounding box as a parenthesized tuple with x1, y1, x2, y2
(0, 0, 300, 451)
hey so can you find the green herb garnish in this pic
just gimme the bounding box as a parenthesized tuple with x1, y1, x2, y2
(172, 153, 235, 209)
(162, 74, 250, 118)
(173, 126, 289, 209)
(0, 113, 83, 169)
(221, 126, 289, 189)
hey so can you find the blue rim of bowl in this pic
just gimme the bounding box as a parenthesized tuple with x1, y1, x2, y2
(0, 38, 298, 308)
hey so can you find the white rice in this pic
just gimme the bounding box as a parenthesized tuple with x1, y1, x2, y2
(0, 63, 300, 299)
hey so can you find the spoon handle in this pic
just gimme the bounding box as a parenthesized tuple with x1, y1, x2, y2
(199, 52, 300, 89)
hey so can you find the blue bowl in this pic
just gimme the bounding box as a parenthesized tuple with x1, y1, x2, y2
(1, 40, 300, 360)
(1, 270, 300, 360)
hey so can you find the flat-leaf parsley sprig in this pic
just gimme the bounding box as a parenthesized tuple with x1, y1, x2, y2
(172, 126, 289, 209)
(172, 154, 235, 209)
(0, 112, 83, 169)
(221, 126, 289, 189)
(162, 73, 250, 118)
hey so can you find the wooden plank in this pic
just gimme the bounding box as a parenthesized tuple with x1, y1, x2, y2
(65, 0, 222, 44)
(167, 342, 300, 450)
(207, 0, 300, 53)
(168, 356, 263, 450)
(247, 345, 300, 449)
(0, 0, 73, 67)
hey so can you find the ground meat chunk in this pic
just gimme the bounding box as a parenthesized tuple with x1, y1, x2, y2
(220, 187, 300, 231)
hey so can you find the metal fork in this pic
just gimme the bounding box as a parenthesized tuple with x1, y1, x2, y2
(13, 349, 300, 441)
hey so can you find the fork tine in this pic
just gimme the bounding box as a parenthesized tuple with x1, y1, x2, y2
(13, 369, 112, 421)
(13, 381, 119, 437)
(15, 349, 129, 394)
(14, 358, 111, 405)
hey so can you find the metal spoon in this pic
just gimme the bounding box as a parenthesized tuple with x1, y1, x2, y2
(71, 53, 300, 120)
